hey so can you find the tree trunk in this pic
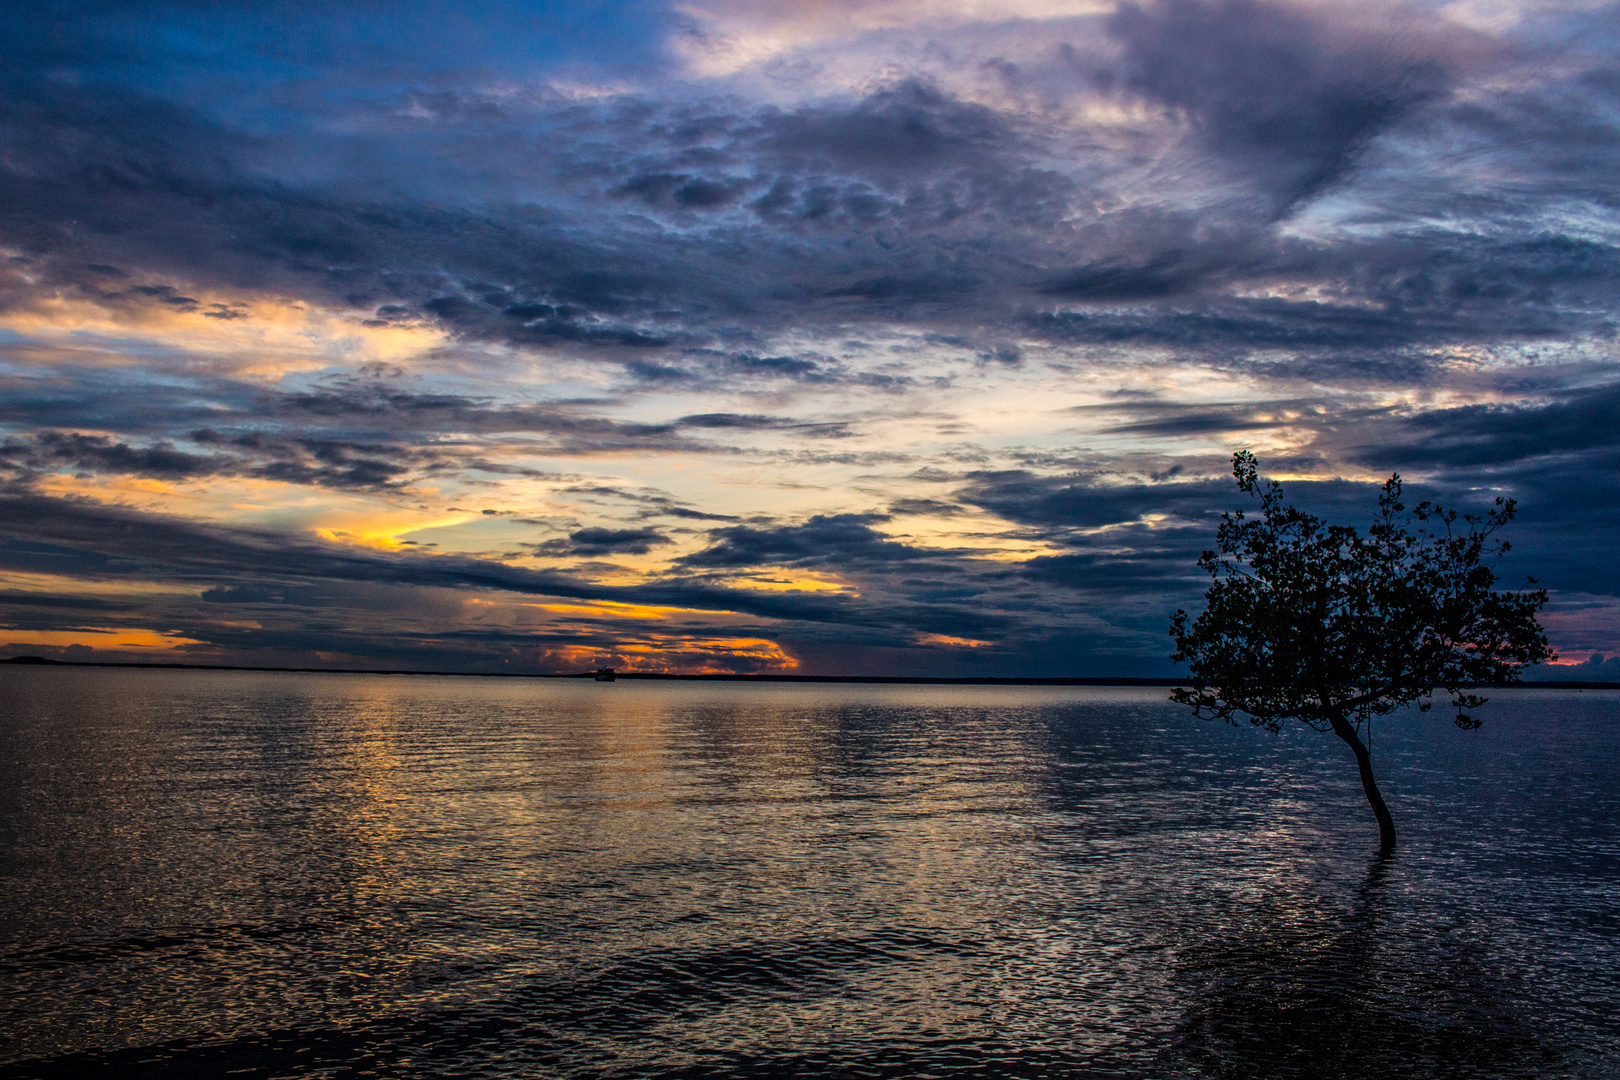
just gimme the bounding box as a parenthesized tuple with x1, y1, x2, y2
(1328, 712, 1396, 856)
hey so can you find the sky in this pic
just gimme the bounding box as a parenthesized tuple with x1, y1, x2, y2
(3, 0, 1619, 678)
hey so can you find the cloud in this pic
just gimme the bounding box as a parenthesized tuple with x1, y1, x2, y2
(678, 514, 932, 569)
(6, 432, 223, 479)
(1528, 653, 1620, 681)
(535, 527, 673, 556)
(0, 492, 982, 637)
(1106, 0, 1468, 210)
(1339, 381, 1620, 469)
(1, 429, 426, 490)
(1, 0, 1618, 674)
(757, 80, 1021, 176)
(0, 20, 1609, 372)
(955, 471, 1232, 529)
(610, 172, 748, 210)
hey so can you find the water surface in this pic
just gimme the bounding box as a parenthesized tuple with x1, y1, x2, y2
(1, 669, 1615, 1077)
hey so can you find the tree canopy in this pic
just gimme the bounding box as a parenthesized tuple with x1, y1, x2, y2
(1170, 452, 1553, 854)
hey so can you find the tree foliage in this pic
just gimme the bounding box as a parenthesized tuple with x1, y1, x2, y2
(1172, 453, 1553, 730)
(1170, 453, 1553, 852)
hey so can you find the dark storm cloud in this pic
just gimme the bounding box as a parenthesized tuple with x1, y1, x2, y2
(756, 81, 1017, 174)
(1106, 0, 1466, 210)
(0, 12, 1046, 322)
(1086, 398, 1345, 437)
(1338, 381, 1620, 469)
(274, 384, 696, 445)
(202, 432, 421, 489)
(676, 412, 851, 437)
(0, 366, 875, 487)
(955, 472, 1232, 530)
(678, 514, 938, 569)
(0, 493, 1015, 644)
(0, 491, 829, 629)
(610, 172, 748, 210)
(677, 412, 780, 429)
(744, 80, 1078, 231)
(0, 429, 424, 490)
(1294, 388, 1620, 603)
(948, 457, 1615, 670)
(0, 58, 1099, 359)
(200, 584, 343, 606)
(1033, 229, 1620, 356)
(0, 589, 131, 619)
(2, 14, 1615, 374)
(1019, 525, 1211, 597)
(0, 82, 699, 368)
(0, 367, 237, 435)
(1043, 254, 1210, 302)
(972, 449, 1620, 642)
(534, 527, 672, 556)
(887, 497, 969, 518)
(2, 480, 1095, 672)
(5, 432, 223, 479)
(720, 353, 822, 378)
(954, 465, 1490, 537)
(654, 506, 740, 521)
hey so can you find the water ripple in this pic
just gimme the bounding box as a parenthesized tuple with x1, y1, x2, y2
(1, 671, 1615, 1078)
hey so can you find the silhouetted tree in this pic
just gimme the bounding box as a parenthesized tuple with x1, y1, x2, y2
(1170, 452, 1553, 855)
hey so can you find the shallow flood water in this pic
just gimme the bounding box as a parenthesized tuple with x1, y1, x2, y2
(0, 668, 1615, 1078)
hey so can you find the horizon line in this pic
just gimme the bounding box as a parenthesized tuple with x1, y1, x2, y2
(4, 655, 1618, 689)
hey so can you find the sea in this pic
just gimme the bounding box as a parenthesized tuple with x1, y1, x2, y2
(0, 667, 1615, 1079)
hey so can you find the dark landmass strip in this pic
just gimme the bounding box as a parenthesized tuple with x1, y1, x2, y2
(3, 655, 1616, 688)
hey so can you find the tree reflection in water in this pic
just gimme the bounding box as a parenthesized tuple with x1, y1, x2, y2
(1167, 857, 1564, 1080)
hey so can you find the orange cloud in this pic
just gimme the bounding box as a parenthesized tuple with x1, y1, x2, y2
(915, 632, 991, 648)
(0, 628, 205, 651)
(535, 634, 799, 674)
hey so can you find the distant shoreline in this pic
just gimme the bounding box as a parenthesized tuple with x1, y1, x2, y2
(0, 655, 1184, 685)
(4, 655, 1617, 689)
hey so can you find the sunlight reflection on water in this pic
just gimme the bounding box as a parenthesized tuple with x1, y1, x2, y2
(0, 670, 1615, 1078)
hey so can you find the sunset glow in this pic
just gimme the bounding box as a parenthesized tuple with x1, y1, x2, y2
(3, 0, 1618, 677)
